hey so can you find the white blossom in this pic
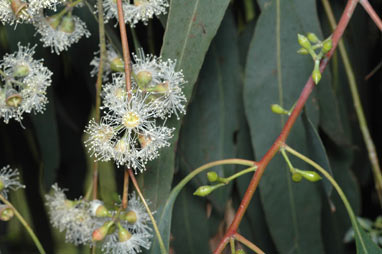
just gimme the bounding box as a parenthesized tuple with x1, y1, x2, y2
(0, 166, 24, 198)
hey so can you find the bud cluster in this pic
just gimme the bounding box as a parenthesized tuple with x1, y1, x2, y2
(85, 48, 187, 172)
(297, 32, 333, 84)
(0, 44, 52, 123)
(45, 184, 153, 253)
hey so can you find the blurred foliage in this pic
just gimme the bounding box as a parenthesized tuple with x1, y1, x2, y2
(0, 0, 381, 253)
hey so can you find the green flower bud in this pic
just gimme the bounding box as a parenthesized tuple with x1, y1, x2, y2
(193, 185, 214, 197)
(0, 206, 14, 221)
(60, 16, 75, 34)
(151, 82, 169, 93)
(312, 69, 321, 85)
(295, 169, 322, 182)
(11, 0, 28, 18)
(292, 172, 303, 182)
(297, 48, 309, 55)
(110, 57, 124, 72)
(0, 179, 4, 191)
(118, 226, 132, 242)
(307, 33, 319, 43)
(236, 249, 246, 254)
(6, 93, 22, 108)
(271, 104, 289, 115)
(207, 171, 218, 183)
(95, 205, 109, 217)
(297, 34, 311, 50)
(136, 71, 153, 88)
(13, 64, 30, 78)
(322, 38, 333, 53)
(92, 221, 114, 241)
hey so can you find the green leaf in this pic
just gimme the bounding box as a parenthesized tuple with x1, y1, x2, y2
(177, 10, 240, 212)
(31, 88, 60, 191)
(301, 111, 333, 197)
(244, 0, 326, 253)
(172, 185, 209, 254)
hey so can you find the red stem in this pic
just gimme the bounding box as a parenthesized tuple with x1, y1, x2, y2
(214, 0, 359, 253)
(360, 0, 382, 31)
(116, 0, 132, 92)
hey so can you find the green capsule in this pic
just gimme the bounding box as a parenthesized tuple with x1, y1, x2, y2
(136, 71, 153, 88)
(6, 93, 22, 108)
(322, 38, 333, 53)
(271, 104, 289, 115)
(307, 33, 320, 43)
(207, 171, 218, 183)
(297, 34, 311, 50)
(13, 64, 30, 78)
(60, 16, 75, 34)
(292, 173, 303, 182)
(297, 48, 309, 55)
(110, 57, 124, 72)
(193, 185, 214, 197)
(118, 223, 132, 242)
(95, 205, 109, 218)
(121, 210, 137, 224)
(0, 206, 14, 221)
(47, 14, 61, 30)
(92, 221, 114, 241)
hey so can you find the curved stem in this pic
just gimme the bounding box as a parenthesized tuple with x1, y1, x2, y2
(223, 166, 257, 183)
(128, 169, 167, 254)
(234, 233, 265, 254)
(322, 0, 382, 209)
(116, 0, 132, 92)
(0, 195, 46, 254)
(214, 1, 359, 253)
(283, 145, 368, 253)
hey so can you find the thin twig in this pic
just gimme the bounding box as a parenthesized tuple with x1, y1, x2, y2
(122, 168, 129, 209)
(116, 0, 132, 92)
(360, 0, 382, 31)
(214, 0, 359, 252)
(128, 169, 168, 254)
(0, 195, 46, 254)
(322, 0, 382, 209)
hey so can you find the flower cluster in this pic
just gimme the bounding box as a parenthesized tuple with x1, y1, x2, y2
(45, 184, 152, 253)
(0, 0, 90, 55)
(85, 49, 187, 172)
(103, 0, 169, 27)
(0, 165, 24, 222)
(0, 44, 52, 123)
(0, 0, 65, 25)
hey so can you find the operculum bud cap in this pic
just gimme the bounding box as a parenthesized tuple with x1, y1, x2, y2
(207, 171, 218, 183)
(136, 71, 153, 88)
(118, 226, 132, 242)
(110, 57, 124, 72)
(322, 38, 333, 53)
(307, 33, 319, 43)
(271, 104, 289, 115)
(13, 64, 30, 78)
(297, 34, 311, 50)
(92, 221, 114, 241)
(11, 0, 28, 18)
(193, 185, 213, 197)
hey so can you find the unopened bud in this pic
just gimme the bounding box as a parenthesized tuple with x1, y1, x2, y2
(118, 226, 132, 242)
(207, 172, 218, 183)
(297, 48, 309, 55)
(296, 169, 322, 182)
(236, 250, 246, 254)
(297, 34, 311, 50)
(92, 221, 114, 241)
(312, 69, 321, 85)
(292, 172, 302, 182)
(60, 16, 75, 34)
(0, 180, 4, 191)
(110, 57, 124, 72)
(13, 64, 30, 78)
(271, 104, 289, 115)
(136, 71, 152, 88)
(307, 33, 319, 43)
(11, 0, 28, 18)
(193, 185, 214, 197)
(0, 206, 14, 221)
(322, 38, 333, 53)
